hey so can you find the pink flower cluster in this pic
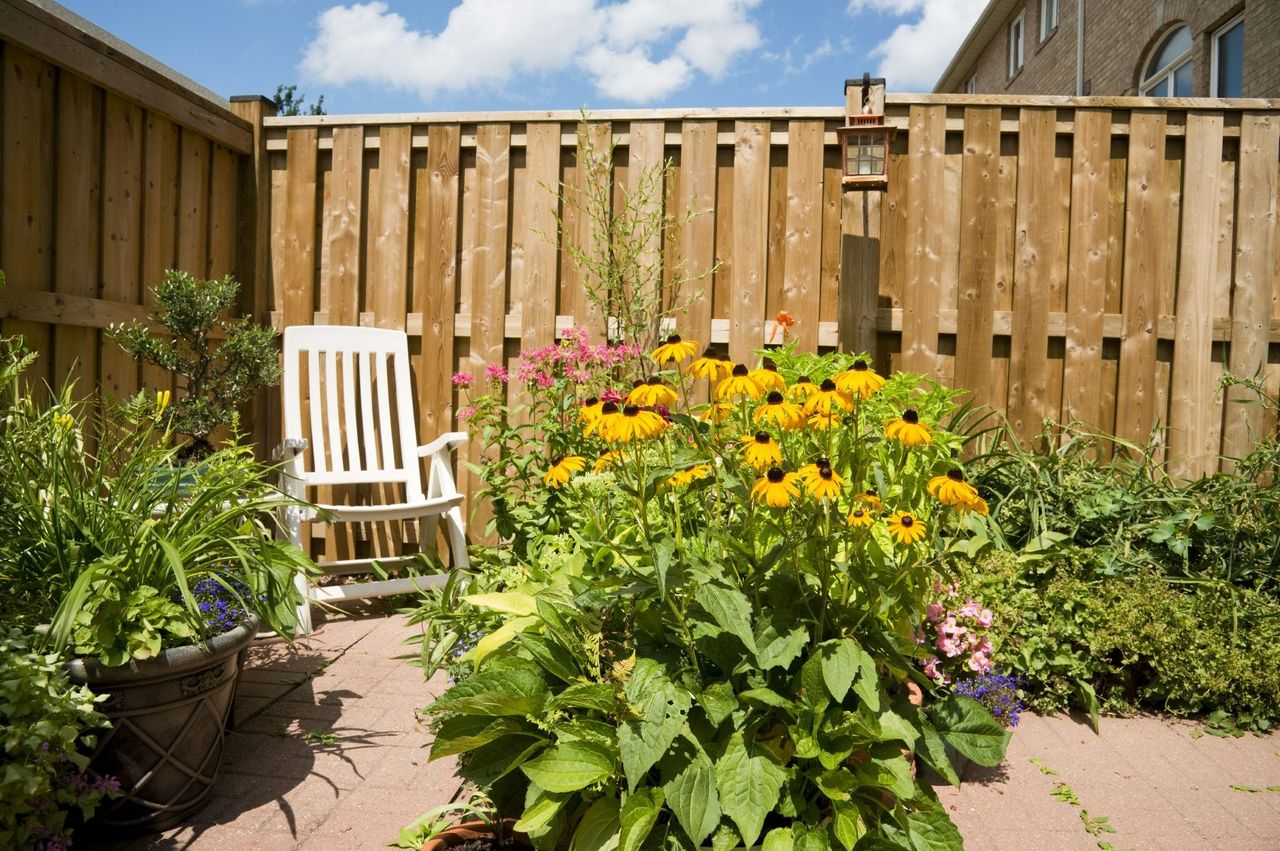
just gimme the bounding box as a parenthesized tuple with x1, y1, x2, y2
(513, 327, 642, 390)
(451, 372, 474, 388)
(917, 582, 995, 683)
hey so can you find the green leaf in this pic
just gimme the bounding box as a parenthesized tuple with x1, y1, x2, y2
(715, 732, 787, 848)
(930, 696, 1011, 768)
(852, 651, 881, 714)
(831, 801, 865, 851)
(548, 682, 617, 714)
(762, 827, 794, 851)
(816, 768, 858, 802)
(663, 750, 721, 846)
(571, 796, 621, 851)
(877, 709, 919, 749)
(429, 715, 525, 758)
(521, 740, 616, 793)
(520, 631, 583, 683)
(429, 665, 549, 716)
(739, 688, 795, 711)
(904, 807, 964, 851)
(755, 624, 810, 671)
(515, 789, 572, 833)
(472, 615, 538, 665)
(819, 639, 864, 703)
(1075, 680, 1101, 734)
(619, 658, 692, 789)
(465, 590, 539, 615)
(695, 582, 758, 654)
(700, 682, 737, 727)
(912, 716, 960, 787)
(619, 788, 664, 851)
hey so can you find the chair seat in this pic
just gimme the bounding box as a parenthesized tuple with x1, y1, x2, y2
(312, 493, 464, 523)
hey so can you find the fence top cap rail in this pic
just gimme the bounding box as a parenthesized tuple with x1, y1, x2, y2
(891, 92, 1280, 110)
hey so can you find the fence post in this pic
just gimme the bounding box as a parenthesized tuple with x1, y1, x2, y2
(229, 94, 276, 459)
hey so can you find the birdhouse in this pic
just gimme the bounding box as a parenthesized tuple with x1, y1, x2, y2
(838, 75, 894, 191)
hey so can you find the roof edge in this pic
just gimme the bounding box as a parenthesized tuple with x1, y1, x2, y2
(934, 0, 1015, 93)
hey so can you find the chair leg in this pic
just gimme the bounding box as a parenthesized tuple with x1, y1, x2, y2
(284, 504, 314, 635)
(444, 505, 469, 570)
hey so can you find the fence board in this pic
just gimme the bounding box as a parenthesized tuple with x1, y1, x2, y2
(675, 119, 717, 368)
(416, 124, 460, 440)
(140, 114, 179, 395)
(902, 105, 945, 377)
(100, 93, 144, 400)
(630, 119, 665, 344)
(783, 120, 823, 351)
(282, 128, 318, 328)
(521, 123, 561, 350)
(177, 130, 210, 279)
(954, 106, 1000, 410)
(372, 125, 411, 329)
(730, 120, 769, 363)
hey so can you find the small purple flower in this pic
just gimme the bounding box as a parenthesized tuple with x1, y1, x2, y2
(953, 671, 1023, 728)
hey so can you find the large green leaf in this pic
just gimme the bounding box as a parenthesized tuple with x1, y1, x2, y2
(876, 709, 918, 749)
(762, 827, 794, 851)
(472, 615, 538, 665)
(519, 631, 583, 683)
(904, 808, 965, 851)
(852, 650, 881, 713)
(714, 732, 787, 848)
(514, 788, 572, 833)
(930, 696, 1010, 768)
(755, 623, 810, 671)
(548, 682, 617, 714)
(663, 749, 721, 846)
(619, 787, 664, 851)
(619, 658, 692, 789)
(831, 801, 865, 851)
(571, 796, 621, 851)
(429, 715, 525, 758)
(695, 583, 758, 655)
(521, 740, 616, 793)
(700, 682, 737, 727)
(429, 665, 549, 716)
(818, 639, 864, 703)
(464, 590, 538, 615)
(911, 713, 960, 787)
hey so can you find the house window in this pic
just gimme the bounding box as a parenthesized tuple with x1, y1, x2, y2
(1009, 10, 1025, 78)
(966, 74, 978, 94)
(1040, 0, 1058, 40)
(1139, 24, 1193, 97)
(1212, 15, 1244, 98)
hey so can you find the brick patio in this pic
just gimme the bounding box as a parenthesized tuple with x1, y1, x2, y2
(90, 609, 1280, 850)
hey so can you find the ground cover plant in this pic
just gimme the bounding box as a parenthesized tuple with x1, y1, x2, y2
(415, 334, 1011, 851)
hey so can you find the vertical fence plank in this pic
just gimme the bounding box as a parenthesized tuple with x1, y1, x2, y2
(1168, 112, 1225, 479)
(840, 189, 881, 358)
(208, 146, 237, 279)
(282, 128, 319, 328)
(713, 143, 735, 327)
(327, 127, 364, 327)
(630, 119, 665, 346)
(416, 124, 460, 440)
(1007, 108, 1057, 442)
(177, 130, 210, 278)
(372, 125, 411, 329)
(1062, 109, 1111, 429)
(902, 105, 945, 377)
(1223, 113, 1279, 462)
(1115, 112, 1167, 446)
(954, 106, 1001, 409)
(567, 121, 610, 341)
(140, 114, 180, 395)
(765, 145, 788, 334)
(675, 119, 717, 351)
(730, 120, 769, 363)
(877, 144, 909, 373)
(819, 144, 842, 331)
(52, 72, 101, 400)
(783, 120, 824, 352)
(522, 123, 561, 350)
(100, 93, 144, 400)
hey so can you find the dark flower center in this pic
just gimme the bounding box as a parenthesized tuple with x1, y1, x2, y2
(666, 334, 682, 344)
(865, 489, 877, 497)
(601, 402, 619, 415)
(766, 391, 784, 405)
(702, 346, 717, 358)
(754, 431, 771, 444)
(900, 515, 915, 527)
(762, 358, 778, 371)
(819, 467, 834, 481)
(584, 396, 599, 406)
(947, 468, 965, 481)
(732, 363, 749, 377)
(623, 405, 640, 417)
(766, 467, 785, 483)
(551, 455, 564, 466)
(852, 509, 865, 518)
(797, 375, 813, 385)
(815, 456, 830, 467)
(902, 408, 920, 424)
(632, 378, 645, 388)
(853, 359, 868, 371)
(646, 375, 664, 386)
(820, 378, 837, 392)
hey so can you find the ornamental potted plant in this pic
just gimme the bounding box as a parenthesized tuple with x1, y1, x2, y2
(416, 334, 1010, 851)
(0, 342, 315, 835)
(107, 269, 280, 462)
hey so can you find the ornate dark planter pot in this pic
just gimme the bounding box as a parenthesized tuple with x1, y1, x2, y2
(65, 616, 258, 836)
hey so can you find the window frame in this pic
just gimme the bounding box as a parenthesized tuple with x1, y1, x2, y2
(1040, 0, 1058, 40)
(966, 73, 978, 94)
(1008, 10, 1025, 78)
(1210, 13, 1245, 98)
(1139, 25, 1194, 97)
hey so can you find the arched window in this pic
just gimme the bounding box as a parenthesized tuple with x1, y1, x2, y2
(1140, 25, 1193, 97)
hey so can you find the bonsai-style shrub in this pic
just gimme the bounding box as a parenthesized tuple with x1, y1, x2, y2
(418, 336, 1010, 851)
(108, 269, 280, 460)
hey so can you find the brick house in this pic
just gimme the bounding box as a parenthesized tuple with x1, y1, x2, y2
(934, 0, 1279, 97)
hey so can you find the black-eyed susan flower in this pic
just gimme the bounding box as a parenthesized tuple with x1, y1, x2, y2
(803, 379, 853, 416)
(699, 402, 734, 423)
(589, 401, 621, 438)
(742, 432, 783, 472)
(716, 363, 764, 401)
(855, 489, 882, 511)
(544, 455, 586, 488)
(594, 451, 621, 473)
(606, 404, 667, 443)
(885, 408, 933, 446)
(847, 507, 875, 529)
(751, 467, 799, 508)
(624, 378, 646, 405)
(795, 459, 832, 487)
(927, 468, 981, 507)
(886, 511, 927, 545)
(687, 347, 731, 381)
(579, 396, 604, 426)
(834, 359, 886, 400)
(806, 412, 841, 431)
(958, 494, 989, 515)
(651, 334, 699, 365)
(787, 375, 819, 402)
(803, 465, 844, 501)
(667, 464, 712, 487)
(754, 391, 806, 430)
(749, 359, 786, 393)
(629, 375, 678, 408)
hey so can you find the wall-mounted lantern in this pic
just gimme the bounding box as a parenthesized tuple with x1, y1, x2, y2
(838, 74, 894, 191)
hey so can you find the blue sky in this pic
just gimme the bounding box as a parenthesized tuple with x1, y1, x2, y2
(59, 0, 986, 114)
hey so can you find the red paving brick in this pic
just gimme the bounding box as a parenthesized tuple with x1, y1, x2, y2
(85, 610, 1280, 850)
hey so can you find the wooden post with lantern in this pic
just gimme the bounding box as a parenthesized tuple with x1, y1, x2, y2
(837, 74, 889, 357)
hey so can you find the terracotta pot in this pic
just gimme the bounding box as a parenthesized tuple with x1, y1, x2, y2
(422, 820, 527, 851)
(65, 616, 258, 836)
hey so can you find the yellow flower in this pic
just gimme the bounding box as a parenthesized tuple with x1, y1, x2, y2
(584, 401, 619, 438)
(806, 412, 842, 431)
(847, 507, 875, 529)
(594, 451, 622, 472)
(53, 412, 75, 431)
(803, 464, 844, 501)
(885, 409, 933, 447)
(544, 456, 586, 488)
(749, 360, 786, 393)
(754, 392, 806, 430)
(628, 376, 678, 408)
(962, 495, 990, 515)
(796, 459, 831, 487)
(699, 402, 735, 424)
(886, 511, 927, 546)
(579, 396, 604, 426)
(751, 467, 799, 508)
(155, 389, 171, 415)
(668, 464, 712, 487)
(834, 359, 886, 400)
(651, 334, 699, 366)
(927, 468, 981, 507)
(716, 364, 764, 401)
(606, 404, 668, 443)
(742, 432, 783, 471)
(803, 379, 852, 416)
(687, 349, 732, 381)
(855, 489, 882, 511)
(787, 376, 819, 401)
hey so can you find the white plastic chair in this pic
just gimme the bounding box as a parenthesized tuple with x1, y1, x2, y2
(276, 326, 468, 634)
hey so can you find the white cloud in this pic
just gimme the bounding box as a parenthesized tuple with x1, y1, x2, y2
(300, 0, 763, 104)
(848, 0, 987, 91)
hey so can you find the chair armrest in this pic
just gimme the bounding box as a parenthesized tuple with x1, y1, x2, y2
(273, 437, 310, 460)
(417, 431, 468, 458)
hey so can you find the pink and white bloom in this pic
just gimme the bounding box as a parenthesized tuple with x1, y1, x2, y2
(451, 372, 474, 387)
(976, 608, 994, 628)
(926, 603, 945, 623)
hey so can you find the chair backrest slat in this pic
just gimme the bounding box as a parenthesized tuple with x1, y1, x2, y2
(308, 348, 326, 474)
(358, 350, 379, 471)
(341, 351, 362, 472)
(375, 352, 396, 475)
(324, 349, 344, 473)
